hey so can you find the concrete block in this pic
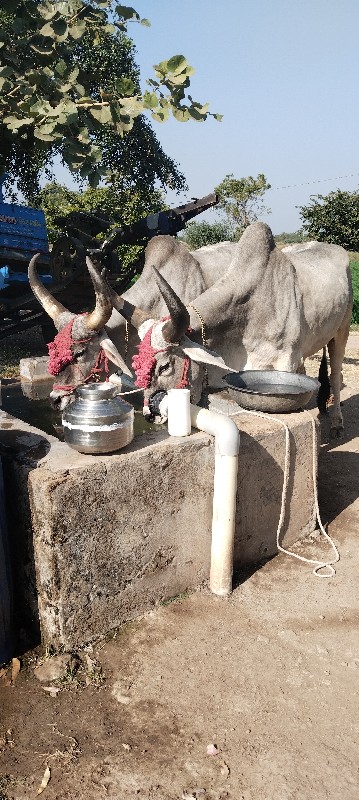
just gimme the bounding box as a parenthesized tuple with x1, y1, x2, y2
(19, 356, 51, 382)
(1, 406, 319, 650)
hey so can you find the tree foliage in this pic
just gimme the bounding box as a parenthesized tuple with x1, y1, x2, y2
(180, 220, 233, 250)
(215, 173, 271, 238)
(0, 1, 221, 199)
(38, 180, 165, 269)
(299, 189, 359, 251)
(274, 231, 307, 245)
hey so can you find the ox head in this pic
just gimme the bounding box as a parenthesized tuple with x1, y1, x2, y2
(111, 266, 231, 423)
(29, 254, 131, 411)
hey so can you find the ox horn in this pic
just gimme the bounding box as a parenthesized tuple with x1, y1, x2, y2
(85, 257, 114, 332)
(28, 254, 70, 329)
(109, 290, 152, 330)
(152, 266, 190, 343)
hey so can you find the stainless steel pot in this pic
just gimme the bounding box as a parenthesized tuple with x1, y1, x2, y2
(62, 383, 134, 454)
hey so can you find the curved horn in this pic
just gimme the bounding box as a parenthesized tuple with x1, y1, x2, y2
(152, 266, 190, 343)
(85, 257, 114, 332)
(28, 254, 69, 329)
(109, 289, 152, 330)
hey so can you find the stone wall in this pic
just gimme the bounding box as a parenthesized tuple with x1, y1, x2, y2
(0, 406, 318, 650)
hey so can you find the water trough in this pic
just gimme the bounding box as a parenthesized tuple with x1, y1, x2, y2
(0, 369, 319, 651)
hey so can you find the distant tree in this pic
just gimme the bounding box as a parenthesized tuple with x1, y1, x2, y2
(215, 173, 271, 239)
(299, 189, 359, 251)
(274, 231, 307, 245)
(0, 1, 221, 201)
(180, 220, 232, 250)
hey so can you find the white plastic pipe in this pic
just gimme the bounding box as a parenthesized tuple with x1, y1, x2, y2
(167, 390, 240, 596)
(190, 405, 240, 596)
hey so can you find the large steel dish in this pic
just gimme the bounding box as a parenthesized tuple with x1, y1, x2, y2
(223, 370, 320, 413)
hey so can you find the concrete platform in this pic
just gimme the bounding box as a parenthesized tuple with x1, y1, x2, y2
(0, 403, 319, 650)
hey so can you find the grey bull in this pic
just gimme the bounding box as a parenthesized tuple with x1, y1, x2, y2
(29, 223, 352, 436)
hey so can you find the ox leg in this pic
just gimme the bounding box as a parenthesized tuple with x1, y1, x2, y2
(327, 327, 349, 438)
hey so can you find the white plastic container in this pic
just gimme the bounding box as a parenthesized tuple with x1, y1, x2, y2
(167, 388, 191, 437)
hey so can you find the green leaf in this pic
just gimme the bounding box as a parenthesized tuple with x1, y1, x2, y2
(39, 22, 57, 38)
(37, 0, 59, 20)
(68, 66, 80, 83)
(115, 5, 140, 21)
(69, 21, 87, 39)
(166, 73, 189, 86)
(34, 129, 55, 141)
(171, 107, 190, 122)
(140, 18, 151, 26)
(111, 76, 135, 95)
(0, 78, 11, 92)
(89, 105, 113, 124)
(3, 115, 33, 130)
(88, 170, 101, 188)
(213, 113, 223, 122)
(166, 55, 188, 75)
(51, 19, 69, 40)
(143, 91, 159, 110)
(152, 107, 169, 123)
(153, 60, 169, 77)
(188, 107, 206, 121)
(74, 83, 86, 97)
(54, 59, 68, 77)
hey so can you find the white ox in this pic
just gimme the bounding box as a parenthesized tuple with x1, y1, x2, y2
(28, 223, 352, 437)
(111, 223, 352, 436)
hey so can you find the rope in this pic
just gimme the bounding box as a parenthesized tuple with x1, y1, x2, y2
(219, 405, 340, 578)
(188, 303, 209, 387)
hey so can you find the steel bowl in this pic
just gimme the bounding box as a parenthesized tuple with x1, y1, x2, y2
(223, 370, 320, 413)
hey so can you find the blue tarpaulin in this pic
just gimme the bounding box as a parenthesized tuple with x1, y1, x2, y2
(0, 265, 52, 288)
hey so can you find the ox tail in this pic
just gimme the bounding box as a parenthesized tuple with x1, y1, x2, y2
(317, 346, 331, 414)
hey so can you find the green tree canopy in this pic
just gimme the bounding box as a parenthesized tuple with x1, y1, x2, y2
(180, 220, 233, 250)
(215, 173, 271, 239)
(0, 1, 221, 200)
(299, 189, 359, 251)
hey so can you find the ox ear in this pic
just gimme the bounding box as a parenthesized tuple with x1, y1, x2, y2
(180, 335, 235, 371)
(98, 334, 133, 377)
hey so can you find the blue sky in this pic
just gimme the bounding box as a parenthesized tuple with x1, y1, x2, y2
(115, 0, 359, 234)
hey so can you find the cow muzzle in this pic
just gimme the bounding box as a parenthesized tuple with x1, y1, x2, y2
(50, 389, 74, 412)
(144, 391, 168, 424)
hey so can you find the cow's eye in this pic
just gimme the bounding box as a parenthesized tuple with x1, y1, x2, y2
(158, 361, 171, 375)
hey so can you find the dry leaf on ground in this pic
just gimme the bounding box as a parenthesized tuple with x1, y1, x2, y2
(36, 766, 51, 795)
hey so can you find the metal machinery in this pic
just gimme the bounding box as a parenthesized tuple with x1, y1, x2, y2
(0, 183, 218, 340)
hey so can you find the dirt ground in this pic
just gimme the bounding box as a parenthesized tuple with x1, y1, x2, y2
(0, 335, 358, 800)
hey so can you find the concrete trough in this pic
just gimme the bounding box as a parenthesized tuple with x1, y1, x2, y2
(0, 401, 318, 650)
